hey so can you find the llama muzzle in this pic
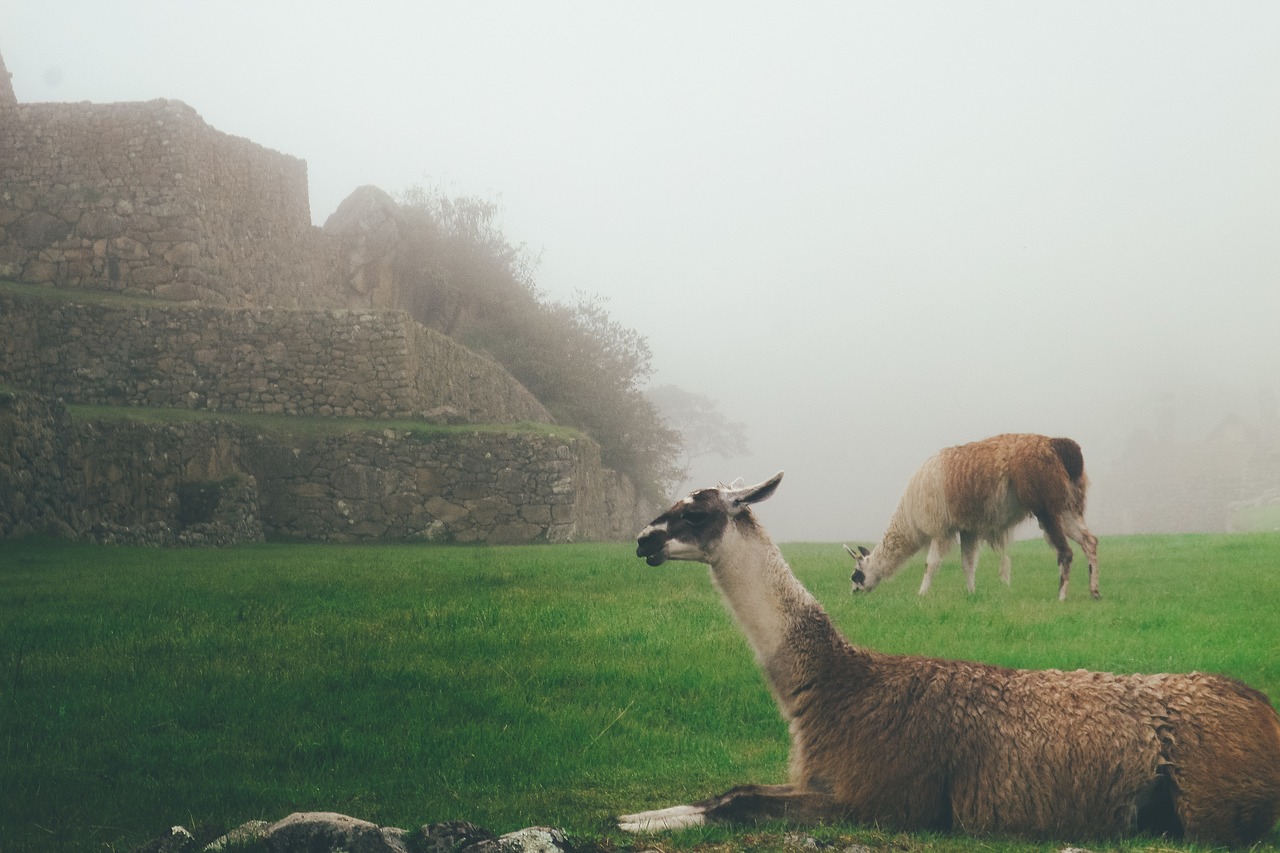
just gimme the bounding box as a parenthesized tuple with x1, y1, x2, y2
(636, 534, 668, 566)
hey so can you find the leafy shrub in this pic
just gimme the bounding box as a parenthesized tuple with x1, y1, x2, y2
(394, 186, 681, 500)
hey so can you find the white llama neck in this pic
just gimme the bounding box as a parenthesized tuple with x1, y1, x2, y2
(706, 523, 830, 710)
(869, 509, 928, 578)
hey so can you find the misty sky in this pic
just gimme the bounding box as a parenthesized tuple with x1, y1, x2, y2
(4, 2, 1279, 542)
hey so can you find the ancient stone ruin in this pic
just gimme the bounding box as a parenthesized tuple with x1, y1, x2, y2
(0, 50, 656, 545)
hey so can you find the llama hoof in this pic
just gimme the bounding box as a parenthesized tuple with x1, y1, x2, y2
(618, 804, 707, 832)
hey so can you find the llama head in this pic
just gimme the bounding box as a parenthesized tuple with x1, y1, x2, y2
(844, 544, 879, 592)
(636, 472, 783, 567)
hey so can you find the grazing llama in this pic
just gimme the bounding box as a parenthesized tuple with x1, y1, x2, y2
(622, 472, 1280, 845)
(847, 433, 1100, 600)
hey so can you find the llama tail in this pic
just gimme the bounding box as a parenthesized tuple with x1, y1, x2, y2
(1049, 437, 1089, 511)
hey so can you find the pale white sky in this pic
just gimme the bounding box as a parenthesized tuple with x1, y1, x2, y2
(4, 1, 1279, 540)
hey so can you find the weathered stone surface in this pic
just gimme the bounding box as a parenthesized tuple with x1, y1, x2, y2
(246, 426, 651, 543)
(0, 98, 326, 307)
(494, 826, 570, 853)
(0, 390, 81, 539)
(0, 293, 551, 425)
(415, 821, 496, 852)
(131, 825, 197, 853)
(0, 69, 658, 549)
(15, 211, 71, 247)
(137, 816, 581, 853)
(0, 391, 655, 545)
(0, 50, 15, 109)
(203, 819, 269, 850)
(137, 816, 1094, 853)
(261, 812, 410, 853)
(322, 185, 406, 309)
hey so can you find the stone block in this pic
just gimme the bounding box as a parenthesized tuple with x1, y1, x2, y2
(520, 504, 552, 524)
(425, 496, 468, 524)
(18, 257, 56, 281)
(489, 520, 543, 544)
(15, 211, 70, 248)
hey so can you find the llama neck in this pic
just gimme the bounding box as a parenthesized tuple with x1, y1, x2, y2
(869, 509, 929, 579)
(707, 528, 843, 714)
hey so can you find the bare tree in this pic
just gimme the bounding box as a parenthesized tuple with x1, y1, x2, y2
(647, 384, 749, 475)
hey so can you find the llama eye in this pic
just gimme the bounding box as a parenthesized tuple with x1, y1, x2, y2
(682, 511, 710, 527)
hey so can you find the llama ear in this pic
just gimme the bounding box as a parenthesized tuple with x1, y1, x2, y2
(843, 544, 871, 563)
(725, 471, 783, 513)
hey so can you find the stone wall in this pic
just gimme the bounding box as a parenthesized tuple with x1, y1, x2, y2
(0, 51, 15, 110)
(247, 427, 648, 544)
(0, 57, 662, 545)
(0, 390, 654, 545)
(0, 389, 82, 539)
(0, 99, 341, 307)
(1096, 420, 1280, 534)
(0, 389, 262, 545)
(73, 415, 266, 546)
(0, 289, 551, 423)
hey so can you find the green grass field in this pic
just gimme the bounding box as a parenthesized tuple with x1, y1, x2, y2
(2, 534, 1278, 852)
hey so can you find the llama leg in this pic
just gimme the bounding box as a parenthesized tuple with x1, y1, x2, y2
(959, 531, 980, 594)
(619, 785, 845, 831)
(703, 784, 845, 824)
(618, 803, 708, 832)
(1063, 515, 1101, 599)
(993, 534, 1012, 586)
(1084, 531, 1100, 599)
(919, 538, 950, 595)
(1037, 513, 1073, 601)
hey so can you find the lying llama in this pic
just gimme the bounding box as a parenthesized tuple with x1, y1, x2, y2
(624, 472, 1280, 845)
(847, 433, 1100, 600)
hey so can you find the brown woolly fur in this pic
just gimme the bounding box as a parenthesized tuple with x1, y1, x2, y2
(625, 473, 1280, 846)
(849, 433, 1100, 600)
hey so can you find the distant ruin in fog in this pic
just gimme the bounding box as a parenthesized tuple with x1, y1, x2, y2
(1095, 391, 1280, 534)
(0, 50, 655, 545)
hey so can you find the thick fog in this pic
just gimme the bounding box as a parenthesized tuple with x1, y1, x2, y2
(6, 2, 1279, 541)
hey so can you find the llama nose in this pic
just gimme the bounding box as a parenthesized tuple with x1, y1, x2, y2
(636, 530, 664, 558)
(635, 530, 670, 566)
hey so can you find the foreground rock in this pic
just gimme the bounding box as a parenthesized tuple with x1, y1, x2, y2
(132, 812, 567, 853)
(135, 813, 1107, 853)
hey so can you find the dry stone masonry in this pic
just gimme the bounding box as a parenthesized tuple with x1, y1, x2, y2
(0, 50, 658, 545)
(250, 425, 638, 544)
(0, 97, 332, 306)
(0, 290, 551, 423)
(0, 389, 649, 545)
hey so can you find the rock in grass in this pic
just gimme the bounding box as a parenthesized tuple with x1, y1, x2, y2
(135, 814, 575, 853)
(495, 826, 570, 853)
(260, 812, 410, 852)
(202, 820, 269, 850)
(415, 820, 497, 852)
(132, 825, 196, 853)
